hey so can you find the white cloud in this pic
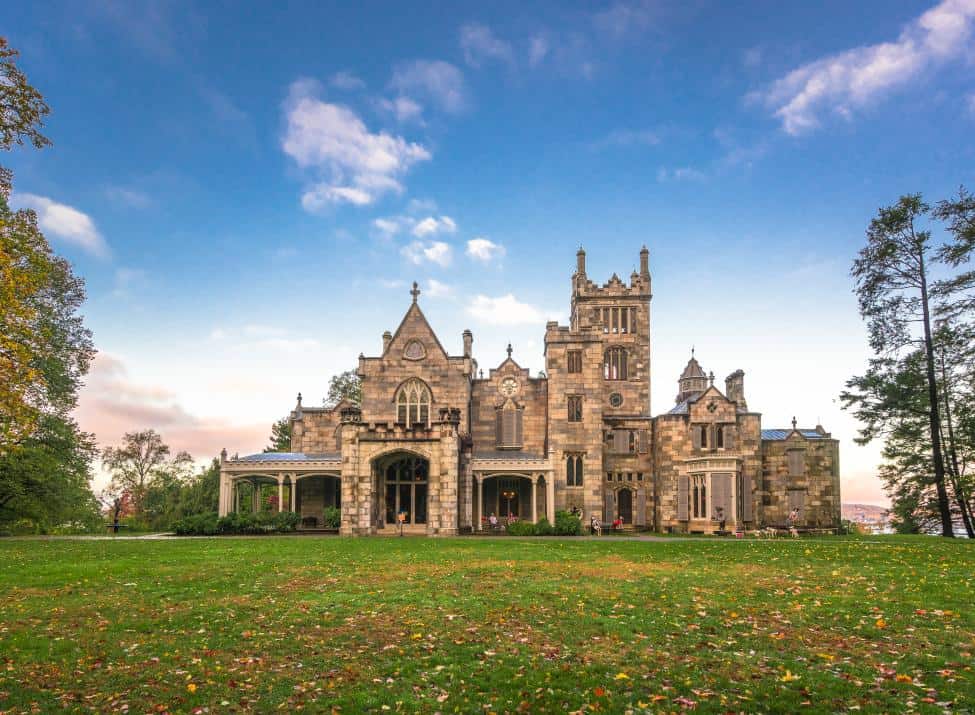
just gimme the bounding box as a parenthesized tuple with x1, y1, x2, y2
(412, 215, 457, 237)
(104, 185, 152, 208)
(281, 78, 431, 209)
(467, 294, 548, 325)
(329, 71, 365, 90)
(752, 0, 975, 135)
(377, 96, 424, 122)
(390, 60, 468, 114)
(401, 240, 453, 267)
(460, 23, 515, 68)
(373, 217, 404, 236)
(407, 198, 438, 214)
(13, 193, 109, 257)
(656, 166, 706, 182)
(528, 34, 550, 67)
(591, 128, 660, 149)
(466, 237, 506, 262)
(426, 279, 453, 297)
(593, 1, 658, 38)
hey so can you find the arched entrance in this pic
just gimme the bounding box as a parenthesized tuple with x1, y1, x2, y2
(617, 487, 633, 524)
(381, 454, 429, 525)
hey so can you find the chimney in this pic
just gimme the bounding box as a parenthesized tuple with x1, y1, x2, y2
(462, 329, 473, 357)
(725, 370, 747, 411)
(382, 330, 392, 353)
(576, 246, 586, 275)
(640, 245, 650, 277)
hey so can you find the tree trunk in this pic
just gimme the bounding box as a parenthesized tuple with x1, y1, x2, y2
(919, 254, 954, 537)
(939, 353, 975, 538)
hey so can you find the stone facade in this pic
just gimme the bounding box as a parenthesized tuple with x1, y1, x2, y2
(218, 247, 841, 535)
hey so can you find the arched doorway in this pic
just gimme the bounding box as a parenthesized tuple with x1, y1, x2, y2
(618, 487, 633, 524)
(382, 454, 429, 525)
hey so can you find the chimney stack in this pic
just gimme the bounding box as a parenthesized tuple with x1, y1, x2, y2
(382, 330, 392, 353)
(639, 245, 650, 277)
(462, 329, 473, 357)
(576, 246, 586, 275)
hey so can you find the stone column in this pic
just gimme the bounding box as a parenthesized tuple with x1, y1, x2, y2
(252, 480, 260, 514)
(546, 473, 555, 524)
(277, 476, 284, 513)
(477, 474, 484, 531)
(290, 474, 297, 512)
(530, 475, 538, 523)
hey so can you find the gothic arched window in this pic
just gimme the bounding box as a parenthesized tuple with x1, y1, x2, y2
(603, 347, 628, 380)
(396, 379, 431, 427)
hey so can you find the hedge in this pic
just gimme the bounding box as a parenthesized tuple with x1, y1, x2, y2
(173, 511, 301, 535)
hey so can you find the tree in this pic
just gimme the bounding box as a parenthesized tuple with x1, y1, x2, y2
(846, 192, 975, 536)
(264, 417, 292, 452)
(325, 369, 362, 408)
(102, 430, 191, 518)
(0, 37, 51, 151)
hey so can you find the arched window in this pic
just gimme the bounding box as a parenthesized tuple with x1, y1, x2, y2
(603, 347, 628, 380)
(566, 454, 584, 486)
(396, 379, 431, 427)
(495, 401, 523, 448)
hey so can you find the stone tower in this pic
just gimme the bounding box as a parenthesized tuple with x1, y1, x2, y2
(676, 350, 708, 404)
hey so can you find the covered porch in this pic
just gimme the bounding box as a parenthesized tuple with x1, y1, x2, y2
(471, 453, 554, 531)
(218, 451, 343, 529)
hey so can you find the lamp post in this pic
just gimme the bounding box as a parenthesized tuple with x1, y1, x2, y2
(502, 489, 516, 520)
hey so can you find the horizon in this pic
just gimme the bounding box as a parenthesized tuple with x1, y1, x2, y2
(6, 0, 975, 506)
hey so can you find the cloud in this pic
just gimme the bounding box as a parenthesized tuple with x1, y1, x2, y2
(412, 215, 457, 237)
(528, 34, 551, 67)
(656, 166, 707, 182)
(373, 217, 404, 237)
(466, 237, 506, 262)
(401, 240, 453, 267)
(329, 71, 366, 90)
(407, 198, 438, 214)
(104, 185, 152, 208)
(377, 95, 424, 123)
(591, 128, 661, 150)
(426, 279, 453, 297)
(390, 60, 468, 114)
(379, 278, 406, 289)
(467, 294, 549, 325)
(281, 78, 431, 209)
(460, 23, 515, 68)
(77, 354, 267, 463)
(12, 193, 109, 258)
(593, 0, 659, 38)
(751, 0, 975, 135)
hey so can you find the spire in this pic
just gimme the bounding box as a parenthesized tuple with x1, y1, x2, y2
(792, 416, 798, 430)
(410, 281, 420, 303)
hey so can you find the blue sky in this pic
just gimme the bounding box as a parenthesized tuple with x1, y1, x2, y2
(5, 0, 975, 502)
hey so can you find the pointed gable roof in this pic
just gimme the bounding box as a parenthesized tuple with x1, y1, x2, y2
(384, 299, 449, 361)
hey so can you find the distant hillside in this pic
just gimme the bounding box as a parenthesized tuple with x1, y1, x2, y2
(842, 503, 889, 522)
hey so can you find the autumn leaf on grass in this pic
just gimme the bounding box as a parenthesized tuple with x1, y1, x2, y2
(780, 670, 800, 682)
(593, 687, 606, 697)
(875, 619, 886, 629)
(895, 674, 913, 683)
(614, 672, 630, 680)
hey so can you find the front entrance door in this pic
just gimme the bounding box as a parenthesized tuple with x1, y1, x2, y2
(618, 488, 633, 524)
(383, 455, 429, 525)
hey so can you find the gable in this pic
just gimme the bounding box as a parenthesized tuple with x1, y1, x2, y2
(385, 303, 450, 363)
(688, 386, 736, 421)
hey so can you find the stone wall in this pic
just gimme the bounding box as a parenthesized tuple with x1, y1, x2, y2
(761, 432, 841, 528)
(470, 358, 547, 456)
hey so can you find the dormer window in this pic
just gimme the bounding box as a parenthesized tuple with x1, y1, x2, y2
(396, 378, 431, 427)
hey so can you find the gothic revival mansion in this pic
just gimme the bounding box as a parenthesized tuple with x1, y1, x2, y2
(218, 247, 841, 535)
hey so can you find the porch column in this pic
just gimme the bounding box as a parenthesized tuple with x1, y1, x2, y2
(251, 480, 260, 513)
(530, 475, 538, 523)
(290, 474, 297, 512)
(475, 474, 483, 531)
(546, 473, 555, 523)
(277, 475, 284, 513)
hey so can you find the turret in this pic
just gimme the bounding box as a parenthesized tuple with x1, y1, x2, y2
(676, 350, 708, 404)
(576, 246, 586, 275)
(639, 245, 649, 277)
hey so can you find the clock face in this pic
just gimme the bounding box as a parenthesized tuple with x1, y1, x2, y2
(499, 377, 519, 397)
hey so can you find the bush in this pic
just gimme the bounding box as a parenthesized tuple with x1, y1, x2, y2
(173, 512, 219, 536)
(554, 510, 582, 536)
(173, 511, 302, 536)
(505, 520, 536, 536)
(323, 506, 341, 529)
(534, 517, 554, 536)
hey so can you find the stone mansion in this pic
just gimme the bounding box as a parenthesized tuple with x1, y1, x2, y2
(218, 247, 841, 535)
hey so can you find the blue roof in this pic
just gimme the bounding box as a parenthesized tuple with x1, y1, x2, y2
(668, 400, 690, 415)
(236, 452, 340, 462)
(761, 429, 826, 441)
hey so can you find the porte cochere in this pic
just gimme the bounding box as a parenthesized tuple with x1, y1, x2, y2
(218, 247, 841, 535)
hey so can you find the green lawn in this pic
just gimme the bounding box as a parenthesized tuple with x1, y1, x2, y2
(0, 536, 972, 714)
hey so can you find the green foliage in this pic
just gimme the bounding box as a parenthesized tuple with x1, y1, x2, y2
(323, 506, 341, 529)
(0, 37, 51, 151)
(553, 510, 582, 536)
(0, 414, 100, 532)
(102, 429, 191, 518)
(325, 370, 362, 408)
(173, 512, 220, 536)
(199, 510, 300, 536)
(504, 519, 536, 536)
(139, 458, 220, 531)
(533, 517, 554, 536)
(264, 417, 292, 452)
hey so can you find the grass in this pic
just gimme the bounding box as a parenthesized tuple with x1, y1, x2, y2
(0, 536, 972, 714)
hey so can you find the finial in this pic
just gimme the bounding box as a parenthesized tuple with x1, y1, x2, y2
(506, 342, 513, 358)
(296, 392, 302, 406)
(479, 369, 484, 379)
(708, 371, 714, 386)
(691, 345, 695, 358)
(792, 416, 797, 430)
(410, 281, 420, 303)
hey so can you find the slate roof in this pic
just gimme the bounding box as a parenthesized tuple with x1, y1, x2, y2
(680, 356, 707, 380)
(761, 429, 827, 441)
(235, 452, 340, 462)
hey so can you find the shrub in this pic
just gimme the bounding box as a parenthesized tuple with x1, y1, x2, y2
(173, 512, 219, 536)
(554, 510, 582, 536)
(534, 517, 554, 536)
(323, 506, 342, 529)
(505, 520, 536, 536)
